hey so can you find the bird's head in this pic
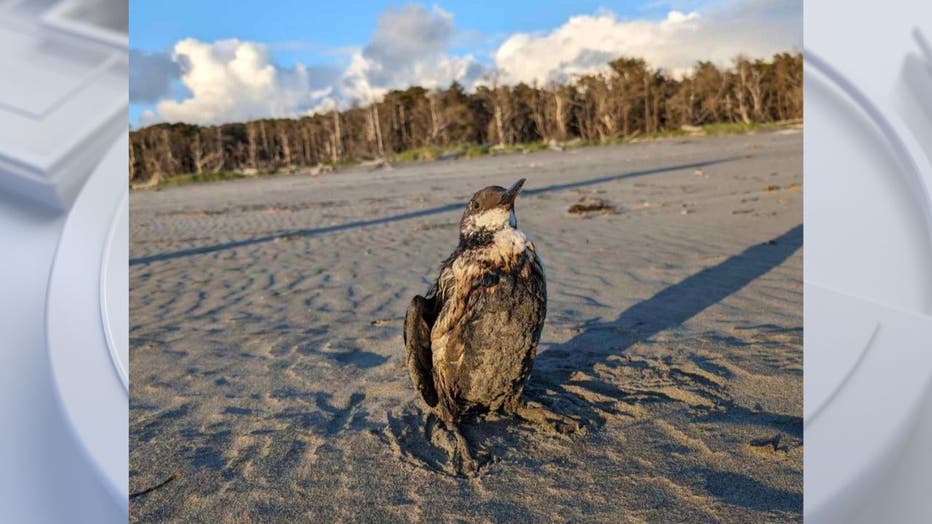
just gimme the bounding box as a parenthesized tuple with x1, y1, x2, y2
(459, 178, 525, 242)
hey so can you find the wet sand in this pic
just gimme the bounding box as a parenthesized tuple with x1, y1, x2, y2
(130, 131, 802, 522)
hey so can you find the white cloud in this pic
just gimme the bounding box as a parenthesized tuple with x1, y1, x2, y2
(144, 5, 486, 124)
(494, 0, 801, 84)
(338, 4, 486, 103)
(152, 38, 338, 125)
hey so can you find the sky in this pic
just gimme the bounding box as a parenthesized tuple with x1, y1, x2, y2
(129, 0, 802, 128)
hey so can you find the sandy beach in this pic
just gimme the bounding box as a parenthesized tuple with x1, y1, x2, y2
(130, 131, 802, 522)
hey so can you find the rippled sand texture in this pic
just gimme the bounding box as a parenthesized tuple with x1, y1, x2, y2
(130, 131, 803, 522)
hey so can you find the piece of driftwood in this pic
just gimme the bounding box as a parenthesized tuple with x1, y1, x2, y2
(129, 470, 182, 500)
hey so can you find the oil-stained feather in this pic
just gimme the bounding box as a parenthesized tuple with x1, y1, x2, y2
(404, 295, 439, 407)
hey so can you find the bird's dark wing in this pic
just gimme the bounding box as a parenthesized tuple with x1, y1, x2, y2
(404, 294, 439, 407)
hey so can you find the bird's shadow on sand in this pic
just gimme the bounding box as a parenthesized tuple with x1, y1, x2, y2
(528, 223, 803, 431)
(383, 224, 803, 497)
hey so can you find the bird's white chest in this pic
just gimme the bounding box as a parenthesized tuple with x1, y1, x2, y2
(491, 227, 529, 259)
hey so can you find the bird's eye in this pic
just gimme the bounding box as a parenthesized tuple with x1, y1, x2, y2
(471, 201, 479, 210)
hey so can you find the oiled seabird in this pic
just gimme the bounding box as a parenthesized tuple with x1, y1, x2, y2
(404, 178, 580, 475)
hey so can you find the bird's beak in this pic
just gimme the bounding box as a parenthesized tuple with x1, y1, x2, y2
(502, 178, 526, 206)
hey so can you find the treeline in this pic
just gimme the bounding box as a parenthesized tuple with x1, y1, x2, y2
(129, 52, 802, 185)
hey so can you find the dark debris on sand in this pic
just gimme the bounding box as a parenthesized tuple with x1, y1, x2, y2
(567, 197, 618, 216)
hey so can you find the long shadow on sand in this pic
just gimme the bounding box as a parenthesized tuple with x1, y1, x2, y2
(522, 223, 803, 511)
(130, 157, 740, 266)
(529, 223, 802, 429)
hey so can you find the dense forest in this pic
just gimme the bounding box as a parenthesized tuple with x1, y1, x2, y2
(129, 52, 802, 186)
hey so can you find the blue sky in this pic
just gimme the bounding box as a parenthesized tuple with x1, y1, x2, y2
(131, 1, 671, 56)
(129, 0, 801, 127)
